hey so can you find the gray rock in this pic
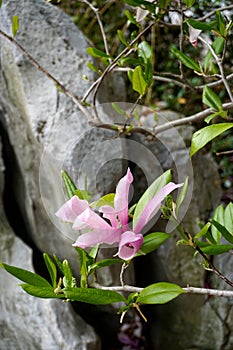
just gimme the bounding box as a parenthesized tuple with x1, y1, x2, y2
(0, 0, 126, 278)
(0, 134, 99, 350)
(0, 1, 126, 348)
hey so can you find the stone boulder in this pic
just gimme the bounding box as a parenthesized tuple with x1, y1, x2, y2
(0, 132, 99, 350)
(0, 0, 126, 282)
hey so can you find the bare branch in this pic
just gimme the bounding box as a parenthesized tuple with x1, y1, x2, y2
(197, 5, 233, 21)
(92, 102, 233, 138)
(178, 1, 185, 79)
(79, 0, 111, 57)
(115, 67, 189, 89)
(92, 22, 154, 105)
(91, 283, 233, 297)
(216, 150, 233, 156)
(153, 102, 233, 135)
(159, 5, 233, 29)
(195, 73, 233, 90)
(0, 29, 95, 122)
(198, 35, 233, 102)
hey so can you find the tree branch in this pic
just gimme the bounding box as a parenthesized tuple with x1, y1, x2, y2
(195, 73, 233, 90)
(92, 102, 233, 138)
(79, 0, 111, 58)
(91, 282, 233, 297)
(153, 102, 233, 135)
(197, 5, 233, 21)
(0, 29, 96, 122)
(198, 36, 233, 103)
(92, 22, 154, 105)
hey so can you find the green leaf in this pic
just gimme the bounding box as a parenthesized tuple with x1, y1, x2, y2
(74, 189, 91, 201)
(127, 69, 133, 83)
(75, 247, 93, 288)
(211, 220, 233, 245)
(89, 245, 99, 259)
(184, 0, 195, 8)
(117, 30, 129, 47)
(63, 287, 126, 304)
(0, 263, 51, 288)
(133, 170, 172, 229)
(212, 36, 225, 55)
(132, 66, 148, 95)
(127, 292, 139, 304)
(194, 222, 211, 239)
(211, 205, 224, 244)
(176, 177, 188, 216)
(204, 37, 225, 73)
(138, 41, 153, 63)
(61, 170, 77, 199)
(119, 57, 143, 67)
(171, 47, 201, 72)
(20, 284, 64, 299)
(112, 102, 127, 115)
(91, 193, 115, 208)
(53, 254, 64, 274)
(86, 47, 112, 59)
(137, 282, 185, 304)
(224, 202, 233, 234)
(202, 86, 223, 111)
(88, 258, 122, 273)
(12, 15, 19, 37)
(190, 123, 233, 157)
(62, 260, 73, 288)
(43, 253, 57, 289)
(186, 19, 215, 31)
(200, 244, 233, 255)
(125, 9, 140, 26)
(216, 10, 226, 36)
(87, 62, 99, 73)
(0, 0, 2, 8)
(204, 111, 227, 124)
(136, 232, 170, 256)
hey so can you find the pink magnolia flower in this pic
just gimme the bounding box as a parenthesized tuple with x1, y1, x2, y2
(188, 23, 202, 48)
(56, 168, 183, 260)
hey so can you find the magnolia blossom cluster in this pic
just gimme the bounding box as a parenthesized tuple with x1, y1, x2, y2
(56, 169, 182, 260)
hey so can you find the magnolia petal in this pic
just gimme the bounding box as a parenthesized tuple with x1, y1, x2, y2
(188, 24, 202, 48)
(73, 207, 110, 230)
(136, 0, 154, 22)
(134, 182, 183, 233)
(55, 195, 89, 223)
(115, 231, 143, 260)
(114, 168, 133, 226)
(100, 205, 119, 228)
(136, 8, 149, 22)
(72, 228, 122, 248)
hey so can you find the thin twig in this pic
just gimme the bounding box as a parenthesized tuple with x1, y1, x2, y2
(92, 22, 154, 105)
(91, 102, 233, 138)
(79, 0, 111, 57)
(178, 1, 185, 79)
(195, 73, 233, 90)
(194, 243, 233, 288)
(115, 67, 188, 89)
(198, 36, 233, 102)
(120, 262, 129, 287)
(0, 29, 95, 122)
(91, 283, 233, 297)
(153, 102, 233, 135)
(216, 150, 233, 156)
(197, 5, 233, 21)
